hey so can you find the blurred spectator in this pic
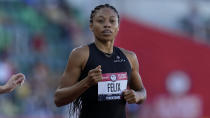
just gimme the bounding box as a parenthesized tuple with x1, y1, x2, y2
(31, 33, 47, 53)
(0, 51, 15, 84)
(29, 33, 49, 62)
(42, 0, 89, 46)
(179, 1, 207, 43)
(0, 1, 81, 117)
(0, 73, 25, 94)
(205, 18, 210, 42)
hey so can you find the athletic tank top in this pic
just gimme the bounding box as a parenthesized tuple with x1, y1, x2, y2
(78, 43, 132, 118)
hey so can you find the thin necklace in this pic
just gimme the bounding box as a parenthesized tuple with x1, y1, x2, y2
(94, 43, 114, 57)
(103, 52, 112, 57)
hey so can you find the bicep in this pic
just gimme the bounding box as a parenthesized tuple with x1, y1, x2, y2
(129, 54, 145, 91)
(58, 50, 84, 89)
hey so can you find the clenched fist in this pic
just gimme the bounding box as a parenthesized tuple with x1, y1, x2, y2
(86, 65, 102, 86)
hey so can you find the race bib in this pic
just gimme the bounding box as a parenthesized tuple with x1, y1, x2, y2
(98, 72, 128, 101)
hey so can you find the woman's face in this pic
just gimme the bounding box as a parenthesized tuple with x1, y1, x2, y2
(90, 7, 119, 42)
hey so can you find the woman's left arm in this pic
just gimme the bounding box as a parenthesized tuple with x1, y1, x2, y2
(123, 52, 146, 104)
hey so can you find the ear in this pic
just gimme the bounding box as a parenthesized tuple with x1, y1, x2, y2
(116, 23, 120, 32)
(89, 23, 93, 31)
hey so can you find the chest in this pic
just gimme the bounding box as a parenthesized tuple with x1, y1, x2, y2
(87, 52, 131, 74)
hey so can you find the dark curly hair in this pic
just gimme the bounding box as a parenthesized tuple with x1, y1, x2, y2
(89, 4, 120, 24)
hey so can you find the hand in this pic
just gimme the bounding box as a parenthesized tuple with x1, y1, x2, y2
(4, 73, 25, 92)
(86, 65, 102, 86)
(123, 89, 140, 104)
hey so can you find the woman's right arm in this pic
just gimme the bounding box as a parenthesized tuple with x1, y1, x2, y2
(54, 46, 102, 107)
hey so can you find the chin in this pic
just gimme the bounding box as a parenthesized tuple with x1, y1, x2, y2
(103, 35, 114, 40)
(96, 35, 115, 42)
(102, 37, 114, 42)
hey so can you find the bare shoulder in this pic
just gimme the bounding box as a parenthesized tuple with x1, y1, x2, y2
(119, 48, 137, 60)
(71, 45, 89, 57)
(119, 47, 138, 69)
(69, 45, 89, 69)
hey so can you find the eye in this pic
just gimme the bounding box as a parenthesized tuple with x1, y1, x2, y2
(97, 19, 104, 23)
(110, 19, 116, 24)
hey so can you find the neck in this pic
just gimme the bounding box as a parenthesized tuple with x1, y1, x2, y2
(94, 38, 114, 54)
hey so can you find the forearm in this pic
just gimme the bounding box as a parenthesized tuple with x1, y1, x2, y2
(136, 87, 147, 104)
(0, 85, 9, 94)
(54, 77, 90, 107)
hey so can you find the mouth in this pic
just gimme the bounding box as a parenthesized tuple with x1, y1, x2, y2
(102, 29, 112, 35)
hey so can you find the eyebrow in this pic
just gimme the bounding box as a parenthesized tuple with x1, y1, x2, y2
(97, 15, 116, 18)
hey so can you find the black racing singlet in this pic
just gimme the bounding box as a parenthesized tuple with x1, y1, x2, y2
(78, 43, 132, 118)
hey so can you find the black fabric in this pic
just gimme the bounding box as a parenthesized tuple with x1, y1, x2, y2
(78, 43, 131, 118)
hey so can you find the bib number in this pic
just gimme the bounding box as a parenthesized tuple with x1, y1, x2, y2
(98, 72, 128, 101)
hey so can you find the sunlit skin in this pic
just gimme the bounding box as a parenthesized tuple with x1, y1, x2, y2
(54, 6, 146, 107)
(90, 7, 119, 54)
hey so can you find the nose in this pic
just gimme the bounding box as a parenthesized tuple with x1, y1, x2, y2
(104, 21, 111, 28)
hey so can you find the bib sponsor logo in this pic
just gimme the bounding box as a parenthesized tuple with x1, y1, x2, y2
(110, 74, 117, 82)
(98, 72, 128, 101)
(114, 56, 126, 63)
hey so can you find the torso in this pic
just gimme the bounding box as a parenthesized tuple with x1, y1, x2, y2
(78, 43, 132, 118)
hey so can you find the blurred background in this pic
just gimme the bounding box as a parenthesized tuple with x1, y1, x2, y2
(0, 0, 210, 118)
